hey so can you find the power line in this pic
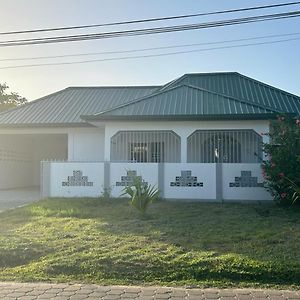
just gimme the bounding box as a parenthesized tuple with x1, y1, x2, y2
(0, 10, 300, 47)
(1, 32, 300, 62)
(0, 36, 299, 70)
(1, 1, 300, 35)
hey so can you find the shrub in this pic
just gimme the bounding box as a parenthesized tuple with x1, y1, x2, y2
(121, 175, 160, 215)
(262, 115, 300, 205)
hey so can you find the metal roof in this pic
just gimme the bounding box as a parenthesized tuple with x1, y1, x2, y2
(83, 84, 278, 121)
(160, 72, 300, 115)
(0, 72, 299, 126)
(0, 86, 159, 127)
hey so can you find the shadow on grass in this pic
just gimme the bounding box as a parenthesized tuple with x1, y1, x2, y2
(0, 241, 50, 268)
(4, 197, 300, 286)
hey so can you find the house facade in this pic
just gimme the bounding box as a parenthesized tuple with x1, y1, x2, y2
(0, 72, 299, 201)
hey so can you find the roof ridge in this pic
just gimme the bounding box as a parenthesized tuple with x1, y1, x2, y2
(185, 71, 239, 76)
(157, 72, 240, 92)
(157, 74, 187, 92)
(66, 85, 161, 89)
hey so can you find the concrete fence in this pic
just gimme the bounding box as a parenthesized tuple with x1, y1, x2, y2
(40, 161, 272, 201)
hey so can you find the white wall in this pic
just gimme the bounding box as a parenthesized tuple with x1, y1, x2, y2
(48, 162, 104, 197)
(164, 163, 216, 200)
(68, 128, 105, 161)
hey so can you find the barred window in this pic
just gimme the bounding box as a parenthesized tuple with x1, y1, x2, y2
(187, 130, 262, 163)
(111, 130, 180, 163)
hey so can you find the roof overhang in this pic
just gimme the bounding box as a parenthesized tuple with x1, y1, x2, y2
(82, 113, 282, 122)
(0, 122, 94, 128)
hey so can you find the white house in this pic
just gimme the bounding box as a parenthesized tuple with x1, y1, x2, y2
(0, 72, 299, 201)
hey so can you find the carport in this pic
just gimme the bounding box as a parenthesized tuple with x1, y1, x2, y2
(0, 133, 68, 190)
(0, 187, 40, 212)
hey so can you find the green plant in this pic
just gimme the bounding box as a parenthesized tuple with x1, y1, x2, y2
(285, 177, 300, 205)
(262, 115, 300, 205)
(121, 175, 160, 215)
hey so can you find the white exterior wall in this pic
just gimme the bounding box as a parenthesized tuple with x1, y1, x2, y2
(68, 128, 105, 161)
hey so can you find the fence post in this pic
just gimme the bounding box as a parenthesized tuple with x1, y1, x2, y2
(104, 161, 110, 192)
(216, 163, 223, 202)
(158, 163, 165, 199)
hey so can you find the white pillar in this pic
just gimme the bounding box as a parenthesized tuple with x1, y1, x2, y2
(104, 125, 119, 162)
(173, 128, 194, 163)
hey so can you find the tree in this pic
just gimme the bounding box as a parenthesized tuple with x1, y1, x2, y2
(0, 83, 27, 112)
(262, 115, 300, 205)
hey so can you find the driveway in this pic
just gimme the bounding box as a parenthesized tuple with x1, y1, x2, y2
(0, 187, 40, 212)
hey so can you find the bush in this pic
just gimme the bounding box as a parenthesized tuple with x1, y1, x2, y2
(262, 115, 300, 205)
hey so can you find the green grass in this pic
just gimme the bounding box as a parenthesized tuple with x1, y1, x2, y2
(0, 198, 299, 288)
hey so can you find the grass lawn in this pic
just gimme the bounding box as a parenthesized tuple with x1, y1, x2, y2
(0, 198, 299, 289)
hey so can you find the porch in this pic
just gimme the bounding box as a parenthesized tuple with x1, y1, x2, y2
(40, 126, 272, 201)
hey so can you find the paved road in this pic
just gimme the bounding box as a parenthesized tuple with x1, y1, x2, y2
(0, 283, 299, 300)
(0, 187, 40, 212)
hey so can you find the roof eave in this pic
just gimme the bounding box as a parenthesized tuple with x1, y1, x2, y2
(0, 122, 94, 128)
(82, 113, 282, 122)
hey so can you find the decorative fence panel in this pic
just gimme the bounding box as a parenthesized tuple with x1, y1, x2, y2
(110, 163, 159, 198)
(41, 161, 104, 198)
(222, 163, 272, 201)
(41, 161, 271, 201)
(163, 163, 216, 200)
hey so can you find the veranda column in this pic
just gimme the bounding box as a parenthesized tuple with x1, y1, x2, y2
(173, 128, 194, 163)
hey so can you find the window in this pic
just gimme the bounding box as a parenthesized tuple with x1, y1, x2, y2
(187, 130, 262, 163)
(111, 131, 179, 163)
(129, 142, 164, 162)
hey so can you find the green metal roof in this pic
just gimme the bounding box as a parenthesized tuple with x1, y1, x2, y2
(160, 72, 300, 115)
(0, 86, 160, 127)
(83, 84, 277, 121)
(84, 72, 300, 121)
(0, 72, 299, 127)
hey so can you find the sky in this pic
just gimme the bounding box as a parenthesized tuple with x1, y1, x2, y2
(0, 0, 299, 101)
